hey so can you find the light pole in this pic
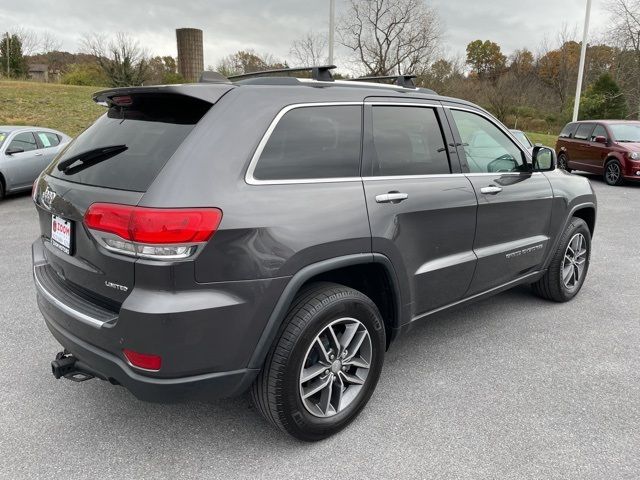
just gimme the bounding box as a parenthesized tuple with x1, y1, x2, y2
(328, 0, 336, 65)
(572, 0, 593, 122)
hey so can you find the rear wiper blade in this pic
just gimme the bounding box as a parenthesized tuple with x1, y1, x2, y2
(57, 145, 128, 173)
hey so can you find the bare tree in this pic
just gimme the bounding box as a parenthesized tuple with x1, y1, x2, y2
(10, 27, 39, 56)
(339, 0, 441, 76)
(83, 32, 150, 87)
(38, 31, 62, 54)
(608, 0, 640, 118)
(289, 32, 329, 67)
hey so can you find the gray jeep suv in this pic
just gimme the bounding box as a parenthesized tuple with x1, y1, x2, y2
(32, 68, 596, 441)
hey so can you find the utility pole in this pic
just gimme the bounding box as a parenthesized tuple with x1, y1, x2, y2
(328, 0, 335, 65)
(5, 33, 10, 77)
(572, 0, 592, 122)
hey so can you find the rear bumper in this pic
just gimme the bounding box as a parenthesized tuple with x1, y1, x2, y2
(32, 237, 287, 401)
(42, 306, 258, 402)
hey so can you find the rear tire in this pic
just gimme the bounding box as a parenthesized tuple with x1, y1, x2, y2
(251, 282, 386, 441)
(532, 217, 591, 302)
(604, 159, 624, 186)
(558, 152, 572, 172)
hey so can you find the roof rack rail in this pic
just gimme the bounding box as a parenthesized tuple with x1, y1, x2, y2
(348, 74, 417, 88)
(228, 65, 337, 82)
(198, 71, 232, 84)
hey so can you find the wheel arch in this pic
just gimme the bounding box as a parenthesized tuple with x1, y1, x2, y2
(247, 253, 404, 369)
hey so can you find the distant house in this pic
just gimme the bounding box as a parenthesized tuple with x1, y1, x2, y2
(28, 64, 49, 82)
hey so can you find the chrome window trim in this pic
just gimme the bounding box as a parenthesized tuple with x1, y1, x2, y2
(33, 266, 109, 329)
(245, 102, 364, 186)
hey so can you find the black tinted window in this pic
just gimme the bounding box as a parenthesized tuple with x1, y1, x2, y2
(37, 132, 61, 148)
(574, 123, 595, 140)
(9, 132, 38, 152)
(254, 106, 362, 180)
(559, 123, 578, 138)
(49, 93, 211, 191)
(371, 106, 450, 176)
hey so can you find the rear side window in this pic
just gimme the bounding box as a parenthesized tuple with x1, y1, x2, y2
(253, 105, 362, 180)
(9, 132, 38, 152)
(37, 132, 61, 148)
(49, 93, 211, 191)
(371, 106, 450, 176)
(574, 123, 595, 140)
(559, 123, 578, 138)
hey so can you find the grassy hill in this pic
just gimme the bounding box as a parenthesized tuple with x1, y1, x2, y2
(0, 81, 104, 137)
(1, 80, 560, 146)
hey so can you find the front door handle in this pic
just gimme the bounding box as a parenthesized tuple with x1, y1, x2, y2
(480, 185, 502, 195)
(375, 192, 409, 204)
(34, 152, 44, 157)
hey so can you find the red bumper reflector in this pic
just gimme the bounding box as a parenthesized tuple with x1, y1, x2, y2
(123, 349, 162, 371)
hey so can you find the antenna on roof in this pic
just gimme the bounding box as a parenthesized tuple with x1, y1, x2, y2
(228, 65, 337, 82)
(349, 74, 417, 88)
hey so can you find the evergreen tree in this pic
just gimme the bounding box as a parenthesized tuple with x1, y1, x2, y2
(0, 34, 28, 78)
(580, 73, 628, 120)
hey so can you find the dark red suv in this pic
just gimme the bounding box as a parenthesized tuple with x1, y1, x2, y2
(556, 120, 640, 186)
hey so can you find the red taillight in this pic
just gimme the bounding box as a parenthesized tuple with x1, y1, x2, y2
(123, 349, 162, 371)
(84, 203, 223, 244)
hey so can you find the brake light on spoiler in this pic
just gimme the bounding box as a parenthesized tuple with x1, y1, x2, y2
(84, 203, 223, 260)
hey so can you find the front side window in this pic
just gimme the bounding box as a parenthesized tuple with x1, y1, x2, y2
(37, 132, 61, 148)
(451, 110, 525, 173)
(591, 125, 608, 142)
(8, 132, 38, 152)
(371, 106, 450, 176)
(574, 123, 595, 140)
(253, 105, 362, 180)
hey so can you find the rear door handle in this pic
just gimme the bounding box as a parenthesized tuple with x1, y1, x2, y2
(34, 152, 44, 157)
(480, 185, 502, 195)
(375, 192, 409, 203)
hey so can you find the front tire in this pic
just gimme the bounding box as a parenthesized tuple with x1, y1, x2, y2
(532, 217, 591, 302)
(251, 282, 386, 441)
(604, 159, 624, 186)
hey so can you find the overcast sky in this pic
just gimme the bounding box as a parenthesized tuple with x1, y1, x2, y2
(1, 0, 610, 69)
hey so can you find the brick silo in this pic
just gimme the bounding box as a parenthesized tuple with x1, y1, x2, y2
(176, 28, 204, 83)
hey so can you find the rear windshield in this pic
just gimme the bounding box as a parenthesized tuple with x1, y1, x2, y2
(49, 93, 211, 191)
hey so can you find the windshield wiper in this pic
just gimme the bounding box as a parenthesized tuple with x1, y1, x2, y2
(617, 139, 640, 143)
(57, 145, 128, 173)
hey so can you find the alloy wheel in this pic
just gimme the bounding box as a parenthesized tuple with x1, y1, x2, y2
(299, 317, 372, 418)
(561, 233, 587, 290)
(606, 162, 621, 184)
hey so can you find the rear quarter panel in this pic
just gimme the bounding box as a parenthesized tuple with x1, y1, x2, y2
(141, 87, 372, 283)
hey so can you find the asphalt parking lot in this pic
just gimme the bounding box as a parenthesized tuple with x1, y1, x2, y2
(0, 174, 638, 480)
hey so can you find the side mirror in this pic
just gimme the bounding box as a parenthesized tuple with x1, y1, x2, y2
(594, 135, 607, 144)
(532, 145, 557, 172)
(5, 146, 24, 155)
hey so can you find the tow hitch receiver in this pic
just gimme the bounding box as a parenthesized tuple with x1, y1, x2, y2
(51, 351, 95, 382)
